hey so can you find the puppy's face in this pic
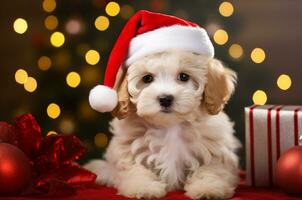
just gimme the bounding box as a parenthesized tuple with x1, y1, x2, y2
(127, 51, 209, 126)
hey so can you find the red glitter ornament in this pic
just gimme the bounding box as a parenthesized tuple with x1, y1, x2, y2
(0, 143, 31, 195)
(276, 146, 302, 195)
(0, 114, 96, 197)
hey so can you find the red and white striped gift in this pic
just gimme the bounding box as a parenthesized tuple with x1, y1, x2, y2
(245, 105, 302, 187)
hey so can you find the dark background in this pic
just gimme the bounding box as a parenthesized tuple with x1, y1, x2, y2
(1, 0, 302, 168)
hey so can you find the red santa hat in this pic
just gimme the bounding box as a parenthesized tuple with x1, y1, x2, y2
(89, 10, 214, 113)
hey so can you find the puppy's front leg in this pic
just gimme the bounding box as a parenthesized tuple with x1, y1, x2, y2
(116, 164, 167, 199)
(184, 164, 239, 200)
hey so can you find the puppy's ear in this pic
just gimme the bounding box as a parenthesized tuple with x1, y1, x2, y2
(111, 67, 133, 119)
(203, 59, 237, 115)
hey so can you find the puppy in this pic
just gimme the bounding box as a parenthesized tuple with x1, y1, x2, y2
(85, 50, 241, 199)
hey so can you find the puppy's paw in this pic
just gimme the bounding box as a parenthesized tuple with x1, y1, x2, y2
(118, 179, 167, 199)
(184, 178, 235, 200)
(83, 160, 115, 186)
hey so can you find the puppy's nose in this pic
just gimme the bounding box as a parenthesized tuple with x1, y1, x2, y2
(158, 95, 174, 108)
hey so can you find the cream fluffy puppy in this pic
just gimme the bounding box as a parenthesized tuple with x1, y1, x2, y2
(85, 51, 240, 200)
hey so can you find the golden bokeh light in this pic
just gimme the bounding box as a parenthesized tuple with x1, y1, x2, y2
(94, 133, 108, 148)
(15, 69, 28, 84)
(277, 74, 292, 91)
(44, 15, 58, 30)
(213, 29, 229, 45)
(47, 103, 61, 119)
(47, 131, 58, 136)
(251, 48, 266, 64)
(66, 72, 81, 88)
(229, 44, 243, 59)
(13, 18, 28, 34)
(50, 31, 65, 47)
(94, 16, 109, 31)
(85, 49, 100, 65)
(252, 90, 267, 105)
(50, 32, 65, 47)
(38, 56, 52, 71)
(42, 0, 56, 13)
(219, 2, 234, 17)
(24, 77, 37, 93)
(105, 2, 120, 17)
(120, 5, 134, 19)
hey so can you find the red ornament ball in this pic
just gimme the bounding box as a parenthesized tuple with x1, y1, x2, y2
(0, 143, 32, 194)
(276, 146, 302, 195)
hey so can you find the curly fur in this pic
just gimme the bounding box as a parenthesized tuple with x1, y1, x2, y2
(84, 51, 241, 199)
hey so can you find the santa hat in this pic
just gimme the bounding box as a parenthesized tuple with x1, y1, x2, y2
(89, 10, 214, 113)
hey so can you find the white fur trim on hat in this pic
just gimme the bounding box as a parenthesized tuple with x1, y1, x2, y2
(125, 25, 214, 66)
(89, 85, 118, 112)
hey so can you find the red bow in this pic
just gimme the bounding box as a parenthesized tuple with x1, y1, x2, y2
(0, 114, 96, 196)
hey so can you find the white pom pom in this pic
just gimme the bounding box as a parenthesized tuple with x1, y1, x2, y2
(89, 85, 118, 112)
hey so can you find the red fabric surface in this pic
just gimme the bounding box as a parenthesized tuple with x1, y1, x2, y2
(1, 184, 301, 200)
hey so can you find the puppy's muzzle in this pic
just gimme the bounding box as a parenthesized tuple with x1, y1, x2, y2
(158, 94, 174, 108)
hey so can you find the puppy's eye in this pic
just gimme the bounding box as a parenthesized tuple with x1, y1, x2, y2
(178, 73, 190, 82)
(142, 74, 153, 83)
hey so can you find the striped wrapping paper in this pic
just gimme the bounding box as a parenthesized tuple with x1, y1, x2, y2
(245, 105, 302, 187)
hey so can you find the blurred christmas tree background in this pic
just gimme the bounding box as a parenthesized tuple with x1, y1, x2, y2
(1, 0, 302, 167)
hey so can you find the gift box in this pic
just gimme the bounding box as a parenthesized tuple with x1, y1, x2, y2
(245, 105, 302, 187)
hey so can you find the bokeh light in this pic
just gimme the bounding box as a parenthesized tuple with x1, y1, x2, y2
(59, 118, 75, 134)
(229, 44, 243, 59)
(44, 15, 58, 30)
(85, 49, 100, 65)
(219, 1, 234, 17)
(120, 5, 134, 19)
(277, 74, 292, 90)
(50, 31, 65, 47)
(251, 48, 266, 64)
(47, 131, 58, 136)
(94, 16, 109, 31)
(213, 29, 228, 45)
(38, 56, 52, 71)
(13, 18, 28, 34)
(66, 19, 82, 34)
(42, 0, 56, 13)
(105, 2, 120, 16)
(252, 90, 267, 105)
(47, 103, 61, 119)
(24, 77, 37, 92)
(66, 72, 81, 88)
(15, 69, 28, 84)
(94, 133, 108, 148)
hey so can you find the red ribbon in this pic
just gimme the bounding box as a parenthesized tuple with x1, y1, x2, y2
(266, 105, 276, 186)
(0, 114, 96, 197)
(294, 107, 301, 146)
(275, 106, 283, 159)
(248, 105, 257, 186)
